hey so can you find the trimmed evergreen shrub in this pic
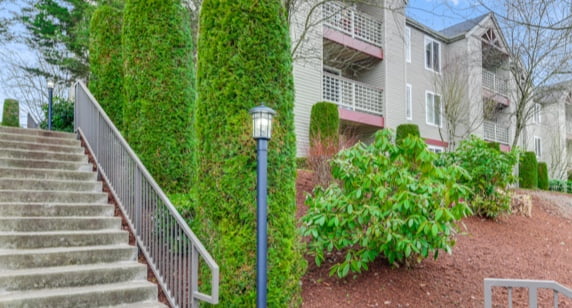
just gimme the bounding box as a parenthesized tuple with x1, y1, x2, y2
(519, 151, 538, 189)
(395, 124, 420, 144)
(309, 101, 339, 144)
(89, 5, 124, 130)
(537, 162, 549, 190)
(39, 98, 74, 132)
(193, 0, 305, 305)
(122, 0, 194, 193)
(2, 99, 19, 127)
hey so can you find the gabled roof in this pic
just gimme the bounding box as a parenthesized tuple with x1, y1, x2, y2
(439, 13, 490, 38)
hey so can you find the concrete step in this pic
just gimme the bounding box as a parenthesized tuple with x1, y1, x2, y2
(0, 230, 128, 249)
(0, 216, 121, 232)
(0, 178, 102, 192)
(0, 139, 84, 154)
(0, 280, 158, 307)
(0, 147, 87, 162)
(0, 126, 76, 139)
(0, 190, 108, 203)
(0, 167, 97, 181)
(0, 202, 114, 217)
(0, 262, 146, 291)
(109, 302, 169, 308)
(0, 131, 80, 147)
(0, 157, 92, 171)
(0, 244, 138, 270)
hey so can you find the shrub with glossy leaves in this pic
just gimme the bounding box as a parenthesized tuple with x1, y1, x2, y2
(519, 151, 538, 189)
(537, 162, 549, 190)
(2, 99, 19, 127)
(302, 130, 472, 277)
(444, 136, 519, 218)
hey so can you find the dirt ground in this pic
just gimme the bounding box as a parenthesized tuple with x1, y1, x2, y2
(297, 170, 572, 307)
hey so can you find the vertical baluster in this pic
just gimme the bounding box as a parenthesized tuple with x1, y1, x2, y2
(529, 287, 538, 308)
(508, 287, 512, 308)
(554, 290, 559, 308)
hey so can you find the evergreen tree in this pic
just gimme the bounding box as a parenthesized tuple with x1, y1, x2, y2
(194, 0, 305, 305)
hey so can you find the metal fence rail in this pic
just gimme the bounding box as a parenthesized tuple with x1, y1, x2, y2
(485, 278, 572, 308)
(483, 120, 509, 144)
(323, 72, 384, 116)
(482, 69, 508, 97)
(322, 1, 383, 47)
(74, 81, 219, 307)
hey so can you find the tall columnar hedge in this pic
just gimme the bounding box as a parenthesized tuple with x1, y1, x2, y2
(2, 99, 19, 127)
(537, 162, 549, 190)
(519, 151, 538, 189)
(309, 101, 339, 144)
(396, 124, 420, 144)
(194, 0, 304, 305)
(89, 5, 124, 130)
(122, 0, 194, 193)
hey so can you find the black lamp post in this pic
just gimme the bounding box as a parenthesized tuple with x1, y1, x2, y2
(47, 79, 54, 130)
(249, 104, 276, 308)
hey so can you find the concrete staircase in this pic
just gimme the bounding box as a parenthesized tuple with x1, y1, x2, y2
(0, 126, 166, 307)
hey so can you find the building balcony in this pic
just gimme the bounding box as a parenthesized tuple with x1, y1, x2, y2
(322, 72, 384, 127)
(483, 120, 510, 144)
(322, 1, 383, 62)
(482, 70, 510, 106)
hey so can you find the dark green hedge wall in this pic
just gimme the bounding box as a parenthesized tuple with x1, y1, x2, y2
(396, 124, 420, 144)
(309, 101, 339, 145)
(2, 99, 19, 127)
(537, 162, 549, 190)
(193, 0, 305, 305)
(519, 151, 538, 189)
(89, 5, 124, 130)
(122, 0, 194, 193)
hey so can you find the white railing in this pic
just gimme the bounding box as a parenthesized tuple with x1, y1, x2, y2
(74, 81, 219, 307)
(322, 1, 383, 47)
(483, 69, 508, 97)
(323, 72, 384, 116)
(485, 278, 572, 307)
(483, 120, 509, 144)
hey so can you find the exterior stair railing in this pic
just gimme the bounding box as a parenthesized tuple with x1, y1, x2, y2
(74, 81, 219, 307)
(484, 278, 572, 308)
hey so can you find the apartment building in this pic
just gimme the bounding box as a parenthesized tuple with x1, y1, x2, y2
(291, 1, 516, 154)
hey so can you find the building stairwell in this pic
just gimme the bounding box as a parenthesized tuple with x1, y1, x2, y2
(0, 126, 166, 307)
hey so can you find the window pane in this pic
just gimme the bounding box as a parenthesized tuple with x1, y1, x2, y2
(434, 95, 441, 126)
(426, 93, 434, 124)
(433, 42, 440, 72)
(426, 41, 432, 68)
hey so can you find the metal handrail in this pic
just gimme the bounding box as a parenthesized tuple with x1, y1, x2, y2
(74, 81, 219, 307)
(322, 1, 383, 47)
(485, 278, 572, 307)
(322, 72, 384, 116)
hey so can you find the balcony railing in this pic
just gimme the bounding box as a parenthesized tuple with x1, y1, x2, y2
(323, 72, 384, 116)
(483, 69, 508, 97)
(483, 120, 509, 144)
(322, 1, 383, 47)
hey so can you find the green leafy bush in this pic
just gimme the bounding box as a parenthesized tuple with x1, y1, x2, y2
(2, 99, 19, 127)
(537, 162, 549, 190)
(395, 124, 420, 144)
(549, 179, 567, 192)
(302, 130, 472, 277)
(444, 136, 518, 218)
(89, 5, 124, 130)
(309, 102, 339, 144)
(40, 98, 74, 132)
(122, 0, 194, 193)
(193, 0, 304, 305)
(519, 152, 538, 189)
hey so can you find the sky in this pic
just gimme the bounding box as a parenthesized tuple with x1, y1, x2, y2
(0, 0, 490, 125)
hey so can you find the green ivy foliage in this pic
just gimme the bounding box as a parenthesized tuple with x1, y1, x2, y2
(309, 102, 339, 145)
(519, 151, 538, 189)
(89, 5, 124, 130)
(39, 98, 74, 132)
(395, 124, 420, 145)
(443, 136, 518, 218)
(537, 162, 549, 190)
(193, 0, 305, 306)
(122, 0, 194, 193)
(302, 130, 472, 277)
(2, 99, 19, 127)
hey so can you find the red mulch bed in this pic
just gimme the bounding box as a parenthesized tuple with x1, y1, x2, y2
(297, 170, 572, 307)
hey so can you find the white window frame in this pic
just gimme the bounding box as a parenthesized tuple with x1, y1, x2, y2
(424, 36, 441, 73)
(427, 145, 444, 153)
(534, 136, 542, 159)
(533, 103, 541, 124)
(405, 27, 411, 63)
(406, 84, 412, 120)
(425, 91, 442, 127)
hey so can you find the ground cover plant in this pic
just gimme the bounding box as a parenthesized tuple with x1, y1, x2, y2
(302, 130, 472, 278)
